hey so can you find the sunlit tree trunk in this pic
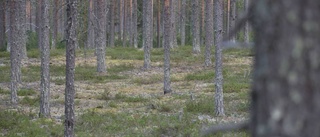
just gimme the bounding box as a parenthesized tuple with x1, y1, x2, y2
(204, 0, 213, 67)
(191, 0, 200, 54)
(96, 0, 107, 73)
(214, 0, 225, 116)
(163, 0, 171, 94)
(40, 0, 50, 117)
(65, 0, 77, 136)
(143, 0, 153, 69)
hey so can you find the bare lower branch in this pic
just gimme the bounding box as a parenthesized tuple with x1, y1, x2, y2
(201, 121, 249, 136)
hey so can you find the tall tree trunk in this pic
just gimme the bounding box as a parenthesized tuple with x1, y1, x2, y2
(200, 0, 205, 46)
(119, 0, 124, 43)
(26, 0, 31, 31)
(157, 0, 161, 48)
(170, 0, 177, 48)
(40, 0, 50, 117)
(132, 0, 138, 48)
(51, 0, 58, 49)
(0, 1, 5, 50)
(9, 0, 22, 105)
(204, 0, 213, 67)
(180, 0, 186, 47)
(250, 0, 320, 136)
(128, 0, 133, 47)
(191, 0, 200, 54)
(143, 0, 153, 69)
(86, 0, 94, 49)
(244, 0, 249, 43)
(65, 0, 77, 136)
(109, 0, 115, 47)
(122, 0, 127, 47)
(163, 0, 171, 94)
(20, 0, 27, 59)
(96, 0, 107, 73)
(36, 0, 42, 49)
(225, 0, 230, 40)
(214, 0, 225, 116)
(6, 0, 10, 52)
(229, 0, 236, 42)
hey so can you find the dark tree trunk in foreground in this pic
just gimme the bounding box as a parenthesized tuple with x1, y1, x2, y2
(214, 0, 224, 116)
(96, 0, 107, 73)
(9, 0, 22, 105)
(204, 0, 213, 67)
(250, 0, 320, 136)
(39, 0, 50, 117)
(163, 0, 171, 94)
(191, 0, 200, 54)
(143, 0, 153, 69)
(0, 1, 5, 50)
(65, 0, 77, 136)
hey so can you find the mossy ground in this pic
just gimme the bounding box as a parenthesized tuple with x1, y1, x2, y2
(0, 46, 252, 136)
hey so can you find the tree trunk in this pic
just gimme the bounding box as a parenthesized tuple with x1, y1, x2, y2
(143, 0, 153, 69)
(191, 0, 200, 54)
(26, 0, 31, 31)
(204, 0, 213, 67)
(0, 1, 5, 50)
(122, 0, 127, 47)
(180, 0, 186, 47)
(244, 0, 249, 43)
(163, 0, 171, 94)
(109, 0, 115, 47)
(132, 0, 138, 48)
(128, 0, 133, 47)
(65, 0, 77, 136)
(51, 0, 58, 49)
(229, 0, 236, 42)
(20, 0, 27, 59)
(170, 0, 177, 48)
(200, 0, 205, 46)
(9, 0, 22, 105)
(214, 0, 225, 116)
(118, 0, 124, 43)
(96, 0, 107, 73)
(250, 0, 320, 136)
(157, 0, 161, 48)
(40, 0, 50, 117)
(36, 0, 42, 50)
(86, 0, 94, 49)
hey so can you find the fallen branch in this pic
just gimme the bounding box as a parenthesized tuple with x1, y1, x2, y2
(201, 121, 249, 136)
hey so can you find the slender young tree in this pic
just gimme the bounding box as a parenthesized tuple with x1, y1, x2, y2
(132, 0, 138, 48)
(0, 1, 5, 50)
(214, 0, 225, 116)
(96, 0, 107, 73)
(143, 0, 153, 69)
(191, 0, 201, 54)
(163, 0, 171, 94)
(86, 0, 94, 49)
(180, 0, 186, 47)
(204, 0, 213, 67)
(65, 0, 77, 136)
(39, 0, 50, 117)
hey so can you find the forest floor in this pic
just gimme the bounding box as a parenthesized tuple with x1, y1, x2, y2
(0, 46, 252, 137)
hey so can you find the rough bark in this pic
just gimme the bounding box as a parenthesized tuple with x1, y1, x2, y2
(143, 0, 153, 69)
(0, 1, 5, 50)
(109, 0, 115, 47)
(9, 0, 22, 105)
(170, 0, 177, 48)
(65, 0, 77, 136)
(214, 0, 225, 116)
(51, 0, 58, 49)
(244, 0, 249, 43)
(229, 0, 236, 42)
(86, 0, 94, 49)
(40, 0, 50, 117)
(163, 0, 171, 94)
(19, 0, 27, 59)
(204, 0, 213, 67)
(180, 0, 186, 47)
(191, 0, 201, 54)
(132, 0, 138, 48)
(250, 0, 320, 136)
(96, 0, 107, 73)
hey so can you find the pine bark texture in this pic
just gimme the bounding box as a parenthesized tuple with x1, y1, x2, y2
(180, 0, 186, 47)
(204, 0, 213, 67)
(163, 0, 171, 94)
(132, 0, 138, 48)
(143, 0, 153, 69)
(86, 0, 94, 49)
(214, 0, 225, 116)
(191, 0, 200, 54)
(19, 0, 27, 59)
(229, 0, 236, 42)
(10, 0, 24, 105)
(96, 0, 107, 73)
(39, 0, 50, 117)
(109, 0, 115, 47)
(0, 1, 5, 50)
(244, 0, 249, 43)
(65, 0, 77, 136)
(250, 0, 320, 136)
(170, 0, 177, 48)
(51, 0, 58, 49)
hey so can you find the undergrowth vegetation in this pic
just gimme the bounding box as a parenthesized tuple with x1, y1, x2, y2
(0, 45, 252, 136)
